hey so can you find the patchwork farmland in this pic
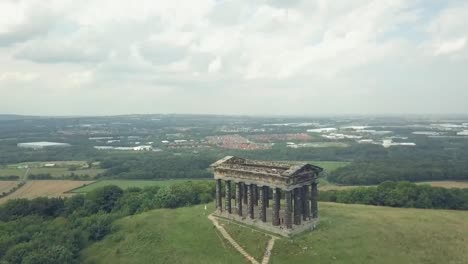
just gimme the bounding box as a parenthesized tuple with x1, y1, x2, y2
(0, 180, 94, 204)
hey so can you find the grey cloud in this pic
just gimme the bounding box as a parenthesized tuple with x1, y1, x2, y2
(14, 39, 107, 64)
(0, 12, 57, 46)
(138, 42, 187, 65)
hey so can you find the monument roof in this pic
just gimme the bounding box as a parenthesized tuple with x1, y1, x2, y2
(210, 156, 323, 177)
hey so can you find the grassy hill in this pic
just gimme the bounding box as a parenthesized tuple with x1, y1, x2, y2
(81, 202, 468, 264)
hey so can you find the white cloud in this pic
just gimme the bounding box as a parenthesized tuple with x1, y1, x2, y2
(0, 0, 468, 115)
(68, 71, 93, 86)
(208, 57, 222, 73)
(434, 37, 466, 55)
(0, 72, 38, 82)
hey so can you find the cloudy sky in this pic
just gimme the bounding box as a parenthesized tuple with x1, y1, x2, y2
(0, 0, 467, 116)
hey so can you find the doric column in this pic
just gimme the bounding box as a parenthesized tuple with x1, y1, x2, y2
(216, 179, 222, 212)
(302, 185, 310, 220)
(311, 182, 318, 219)
(253, 185, 258, 206)
(272, 188, 280, 226)
(247, 184, 254, 219)
(293, 188, 302, 225)
(243, 183, 248, 204)
(236, 182, 242, 216)
(258, 186, 267, 222)
(225, 180, 231, 214)
(265, 187, 270, 208)
(285, 190, 292, 229)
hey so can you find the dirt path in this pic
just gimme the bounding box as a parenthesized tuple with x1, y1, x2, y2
(208, 214, 279, 264)
(261, 237, 277, 264)
(208, 214, 259, 264)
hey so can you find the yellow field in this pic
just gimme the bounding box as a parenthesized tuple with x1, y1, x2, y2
(319, 180, 468, 191)
(417, 181, 468, 189)
(0, 180, 94, 204)
(0, 181, 20, 194)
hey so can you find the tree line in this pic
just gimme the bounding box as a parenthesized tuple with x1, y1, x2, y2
(319, 181, 468, 210)
(0, 181, 215, 264)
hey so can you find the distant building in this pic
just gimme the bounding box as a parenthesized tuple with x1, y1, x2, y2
(358, 139, 376, 144)
(306, 128, 337, 133)
(412, 131, 440, 136)
(94, 146, 114, 150)
(133, 145, 152, 151)
(382, 139, 416, 148)
(17, 142, 71, 149)
(342, 126, 370, 130)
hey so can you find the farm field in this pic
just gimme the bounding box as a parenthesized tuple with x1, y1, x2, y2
(416, 181, 468, 189)
(308, 160, 350, 172)
(0, 180, 94, 204)
(6, 161, 91, 168)
(0, 167, 105, 178)
(317, 177, 370, 191)
(0, 181, 20, 194)
(73, 179, 210, 193)
(82, 202, 468, 264)
(0, 160, 105, 178)
(319, 179, 468, 191)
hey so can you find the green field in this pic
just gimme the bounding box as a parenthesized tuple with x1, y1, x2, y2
(6, 161, 90, 168)
(218, 219, 271, 260)
(81, 203, 246, 264)
(308, 160, 350, 172)
(0, 167, 105, 178)
(72, 179, 210, 193)
(0, 161, 104, 179)
(73, 160, 349, 193)
(81, 202, 468, 264)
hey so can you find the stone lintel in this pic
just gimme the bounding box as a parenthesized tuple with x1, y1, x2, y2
(213, 174, 316, 191)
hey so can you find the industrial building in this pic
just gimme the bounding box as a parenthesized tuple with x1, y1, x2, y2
(17, 142, 71, 149)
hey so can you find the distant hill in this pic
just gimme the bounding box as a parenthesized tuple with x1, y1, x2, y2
(81, 202, 468, 264)
(0, 114, 40, 121)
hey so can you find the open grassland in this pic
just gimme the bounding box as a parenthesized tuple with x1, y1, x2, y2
(81, 203, 246, 264)
(0, 180, 94, 204)
(218, 218, 271, 260)
(318, 178, 369, 191)
(271, 203, 468, 264)
(6, 160, 90, 168)
(0, 160, 105, 178)
(0, 167, 105, 178)
(73, 179, 210, 193)
(82, 202, 468, 264)
(319, 179, 468, 191)
(417, 181, 468, 189)
(0, 181, 20, 194)
(308, 161, 350, 172)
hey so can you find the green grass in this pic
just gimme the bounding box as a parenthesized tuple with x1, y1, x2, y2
(6, 160, 89, 168)
(0, 167, 105, 178)
(218, 219, 271, 260)
(0, 160, 104, 179)
(72, 179, 210, 193)
(308, 161, 350, 172)
(82, 202, 468, 264)
(271, 203, 468, 264)
(80, 203, 246, 264)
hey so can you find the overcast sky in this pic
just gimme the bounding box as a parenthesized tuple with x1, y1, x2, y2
(0, 0, 467, 116)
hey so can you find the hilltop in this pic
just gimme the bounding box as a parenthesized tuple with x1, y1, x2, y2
(81, 202, 468, 264)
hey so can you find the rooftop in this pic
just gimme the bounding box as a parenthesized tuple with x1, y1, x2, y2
(210, 156, 323, 177)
